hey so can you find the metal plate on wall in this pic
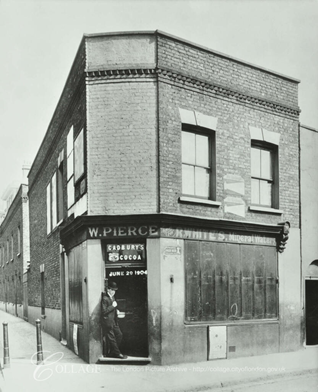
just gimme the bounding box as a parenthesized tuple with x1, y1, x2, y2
(208, 326, 227, 360)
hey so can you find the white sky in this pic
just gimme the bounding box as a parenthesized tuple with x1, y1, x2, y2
(0, 0, 317, 208)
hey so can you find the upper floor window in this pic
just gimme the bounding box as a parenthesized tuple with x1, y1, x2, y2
(181, 126, 215, 200)
(10, 234, 13, 261)
(17, 226, 21, 255)
(251, 143, 278, 208)
(67, 126, 86, 210)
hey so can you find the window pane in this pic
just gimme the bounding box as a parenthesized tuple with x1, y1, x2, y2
(74, 129, 84, 182)
(67, 151, 74, 180)
(251, 179, 260, 204)
(251, 148, 261, 177)
(195, 167, 209, 197)
(46, 183, 51, 234)
(196, 134, 209, 167)
(67, 177, 75, 208)
(51, 173, 57, 228)
(182, 132, 195, 164)
(182, 164, 194, 195)
(261, 150, 272, 179)
(67, 126, 74, 158)
(260, 181, 272, 206)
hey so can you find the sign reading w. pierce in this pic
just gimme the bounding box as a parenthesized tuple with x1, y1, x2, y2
(88, 225, 159, 239)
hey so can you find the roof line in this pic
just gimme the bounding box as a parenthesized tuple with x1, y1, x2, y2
(300, 124, 318, 133)
(84, 29, 300, 83)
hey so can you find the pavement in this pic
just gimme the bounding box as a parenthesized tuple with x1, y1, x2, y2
(0, 309, 316, 391)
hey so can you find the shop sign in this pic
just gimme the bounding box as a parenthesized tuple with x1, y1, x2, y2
(161, 227, 276, 246)
(88, 225, 158, 239)
(106, 243, 146, 264)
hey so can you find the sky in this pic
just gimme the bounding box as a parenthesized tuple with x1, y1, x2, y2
(0, 0, 317, 209)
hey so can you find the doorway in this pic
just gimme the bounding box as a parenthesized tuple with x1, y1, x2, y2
(305, 279, 318, 345)
(105, 266, 148, 357)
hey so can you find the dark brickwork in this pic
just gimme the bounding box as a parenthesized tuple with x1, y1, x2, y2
(28, 41, 86, 310)
(0, 185, 28, 307)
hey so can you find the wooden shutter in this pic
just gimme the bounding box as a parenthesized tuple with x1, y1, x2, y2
(265, 246, 278, 318)
(214, 243, 228, 321)
(254, 246, 265, 319)
(201, 242, 215, 321)
(69, 245, 83, 323)
(240, 245, 254, 319)
(227, 244, 241, 320)
(185, 241, 201, 321)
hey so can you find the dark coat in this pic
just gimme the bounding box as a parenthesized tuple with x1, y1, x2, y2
(101, 292, 118, 330)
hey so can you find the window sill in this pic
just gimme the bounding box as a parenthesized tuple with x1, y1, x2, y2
(184, 319, 279, 327)
(249, 206, 283, 214)
(47, 219, 64, 237)
(179, 196, 221, 207)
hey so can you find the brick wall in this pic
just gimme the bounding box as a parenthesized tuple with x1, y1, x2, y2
(87, 79, 158, 215)
(157, 34, 299, 109)
(0, 185, 27, 306)
(28, 82, 86, 309)
(157, 35, 300, 228)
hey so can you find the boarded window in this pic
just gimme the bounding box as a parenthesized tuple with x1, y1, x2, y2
(68, 245, 83, 324)
(185, 241, 278, 322)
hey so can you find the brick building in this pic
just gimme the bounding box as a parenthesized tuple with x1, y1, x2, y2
(300, 124, 318, 347)
(0, 182, 30, 320)
(26, 30, 302, 364)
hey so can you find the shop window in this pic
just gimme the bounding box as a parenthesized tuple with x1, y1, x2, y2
(251, 143, 278, 208)
(181, 125, 216, 200)
(185, 241, 278, 322)
(68, 245, 83, 324)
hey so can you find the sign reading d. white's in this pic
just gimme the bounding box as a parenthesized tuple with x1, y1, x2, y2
(88, 225, 159, 239)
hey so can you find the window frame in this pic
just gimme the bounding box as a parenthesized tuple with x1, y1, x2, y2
(251, 141, 279, 209)
(181, 124, 216, 201)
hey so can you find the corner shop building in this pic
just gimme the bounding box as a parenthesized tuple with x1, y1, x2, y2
(26, 31, 301, 365)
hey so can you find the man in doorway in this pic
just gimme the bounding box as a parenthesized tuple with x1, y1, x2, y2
(101, 280, 127, 359)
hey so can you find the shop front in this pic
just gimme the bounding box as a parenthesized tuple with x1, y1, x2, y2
(60, 214, 296, 365)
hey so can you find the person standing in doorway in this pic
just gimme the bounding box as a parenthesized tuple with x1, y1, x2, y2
(101, 281, 127, 359)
